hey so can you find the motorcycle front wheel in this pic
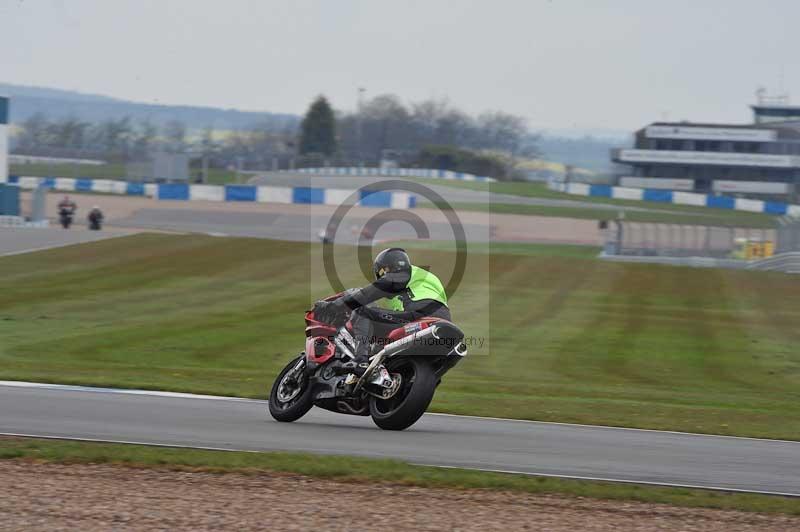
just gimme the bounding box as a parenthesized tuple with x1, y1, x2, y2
(369, 357, 437, 431)
(268, 355, 314, 422)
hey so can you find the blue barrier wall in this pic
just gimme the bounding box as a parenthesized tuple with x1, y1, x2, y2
(551, 180, 800, 218)
(224, 185, 257, 202)
(643, 189, 673, 203)
(0, 184, 19, 216)
(158, 183, 190, 200)
(2, 176, 417, 209)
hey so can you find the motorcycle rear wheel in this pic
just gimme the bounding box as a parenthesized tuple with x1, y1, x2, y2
(268, 355, 313, 422)
(369, 357, 437, 431)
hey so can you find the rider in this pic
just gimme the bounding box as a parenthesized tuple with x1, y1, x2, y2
(87, 205, 104, 230)
(58, 196, 77, 215)
(316, 248, 450, 375)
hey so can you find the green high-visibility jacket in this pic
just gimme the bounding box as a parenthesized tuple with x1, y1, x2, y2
(386, 265, 448, 311)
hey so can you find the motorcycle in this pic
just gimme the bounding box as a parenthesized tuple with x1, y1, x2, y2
(59, 208, 74, 229)
(88, 209, 104, 231)
(268, 292, 467, 430)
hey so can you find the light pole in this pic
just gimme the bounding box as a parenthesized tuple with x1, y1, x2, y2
(356, 87, 365, 166)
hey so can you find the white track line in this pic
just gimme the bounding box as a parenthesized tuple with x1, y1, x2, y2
(0, 232, 135, 258)
(0, 431, 797, 498)
(0, 381, 265, 404)
(1, 380, 798, 445)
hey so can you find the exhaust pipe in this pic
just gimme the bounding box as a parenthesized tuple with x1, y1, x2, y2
(381, 325, 440, 359)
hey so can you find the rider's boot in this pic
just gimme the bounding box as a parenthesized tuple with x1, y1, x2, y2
(341, 340, 371, 377)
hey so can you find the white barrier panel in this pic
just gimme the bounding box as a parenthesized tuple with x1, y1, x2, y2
(109, 181, 128, 194)
(734, 198, 765, 213)
(324, 188, 355, 206)
(391, 192, 413, 209)
(619, 177, 694, 191)
(788, 205, 800, 217)
(611, 187, 644, 201)
(713, 180, 792, 194)
(190, 185, 224, 202)
(55, 178, 76, 191)
(0, 215, 23, 227)
(566, 182, 591, 196)
(672, 191, 707, 207)
(91, 179, 115, 193)
(257, 186, 293, 204)
(144, 184, 158, 198)
(18, 176, 41, 189)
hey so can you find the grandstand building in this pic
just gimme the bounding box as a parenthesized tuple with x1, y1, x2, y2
(612, 97, 800, 201)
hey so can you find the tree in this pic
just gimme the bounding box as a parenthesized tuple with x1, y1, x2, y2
(132, 118, 158, 159)
(475, 111, 528, 156)
(15, 113, 50, 153)
(163, 120, 187, 153)
(89, 117, 132, 160)
(299, 96, 337, 156)
(415, 145, 511, 180)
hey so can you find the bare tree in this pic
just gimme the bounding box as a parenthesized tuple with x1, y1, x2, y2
(163, 120, 187, 153)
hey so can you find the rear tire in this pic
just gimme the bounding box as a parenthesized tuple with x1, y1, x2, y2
(269, 355, 314, 422)
(369, 358, 437, 431)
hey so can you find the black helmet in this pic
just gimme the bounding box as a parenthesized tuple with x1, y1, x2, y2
(373, 248, 411, 280)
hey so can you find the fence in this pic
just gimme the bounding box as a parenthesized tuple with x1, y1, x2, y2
(3, 175, 417, 209)
(604, 221, 777, 259)
(292, 167, 496, 182)
(549, 180, 800, 218)
(776, 217, 800, 253)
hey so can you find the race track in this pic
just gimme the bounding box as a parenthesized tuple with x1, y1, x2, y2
(1, 382, 798, 496)
(0, 227, 136, 256)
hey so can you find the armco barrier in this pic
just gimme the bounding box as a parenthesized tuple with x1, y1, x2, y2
(293, 167, 496, 182)
(1, 175, 416, 209)
(549, 181, 800, 218)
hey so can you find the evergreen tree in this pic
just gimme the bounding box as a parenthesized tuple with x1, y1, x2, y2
(299, 95, 337, 156)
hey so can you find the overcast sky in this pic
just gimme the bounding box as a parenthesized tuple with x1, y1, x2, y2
(2, 0, 799, 132)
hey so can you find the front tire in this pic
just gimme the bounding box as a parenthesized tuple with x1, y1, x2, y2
(269, 355, 314, 422)
(369, 358, 437, 431)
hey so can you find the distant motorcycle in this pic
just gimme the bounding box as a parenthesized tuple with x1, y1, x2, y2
(268, 291, 467, 430)
(87, 207, 104, 231)
(59, 208, 74, 229)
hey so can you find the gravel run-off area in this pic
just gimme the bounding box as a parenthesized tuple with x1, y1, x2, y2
(0, 461, 798, 532)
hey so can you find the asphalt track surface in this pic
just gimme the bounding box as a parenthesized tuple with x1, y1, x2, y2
(1, 382, 798, 497)
(110, 208, 492, 244)
(0, 227, 133, 256)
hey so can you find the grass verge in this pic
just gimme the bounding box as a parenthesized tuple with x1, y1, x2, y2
(1, 234, 799, 440)
(413, 177, 783, 225)
(440, 202, 778, 228)
(1, 436, 797, 515)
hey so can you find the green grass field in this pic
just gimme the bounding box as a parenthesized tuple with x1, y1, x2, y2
(2, 436, 797, 515)
(1, 234, 799, 439)
(414, 178, 785, 225)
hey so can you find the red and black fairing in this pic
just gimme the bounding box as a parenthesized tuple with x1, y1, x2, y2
(304, 294, 340, 365)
